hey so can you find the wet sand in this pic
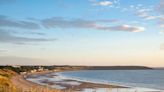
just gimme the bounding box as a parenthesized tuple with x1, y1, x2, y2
(11, 71, 61, 92)
(12, 71, 163, 92)
(25, 71, 126, 91)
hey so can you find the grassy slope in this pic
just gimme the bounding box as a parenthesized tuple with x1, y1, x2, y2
(0, 69, 17, 92)
(0, 69, 64, 92)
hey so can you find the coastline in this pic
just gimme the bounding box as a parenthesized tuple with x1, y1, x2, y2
(12, 70, 164, 92)
(11, 71, 61, 92)
(12, 70, 125, 91)
(53, 71, 164, 92)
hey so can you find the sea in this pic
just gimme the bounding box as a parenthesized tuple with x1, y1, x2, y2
(27, 70, 164, 92)
(58, 70, 164, 90)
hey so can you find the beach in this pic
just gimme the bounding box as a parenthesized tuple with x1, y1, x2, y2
(11, 70, 163, 92)
(11, 70, 125, 92)
(11, 71, 61, 92)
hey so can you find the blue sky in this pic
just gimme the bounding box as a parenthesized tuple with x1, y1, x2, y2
(0, 0, 164, 66)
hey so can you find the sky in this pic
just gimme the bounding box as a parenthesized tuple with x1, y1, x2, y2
(0, 0, 164, 67)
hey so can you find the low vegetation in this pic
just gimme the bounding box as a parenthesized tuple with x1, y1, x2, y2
(0, 69, 17, 92)
(0, 65, 153, 92)
(0, 68, 66, 92)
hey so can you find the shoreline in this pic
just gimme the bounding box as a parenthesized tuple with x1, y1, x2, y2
(11, 71, 61, 92)
(12, 70, 164, 92)
(52, 71, 164, 92)
(25, 70, 125, 91)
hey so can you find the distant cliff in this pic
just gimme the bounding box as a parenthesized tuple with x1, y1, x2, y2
(49, 65, 153, 70)
(0, 65, 153, 73)
(88, 66, 153, 70)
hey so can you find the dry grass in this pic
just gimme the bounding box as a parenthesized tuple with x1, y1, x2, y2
(0, 69, 17, 78)
(0, 75, 17, 92)
(0, 85, 73, 92)
(0, 69, 73, 92)
(0, 75, 71, 92)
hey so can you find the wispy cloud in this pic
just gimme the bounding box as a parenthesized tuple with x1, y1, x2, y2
(93, 0, 113, 6)
(0, 15, 41, 30)
(42, 17, 145, 32)
(127, 0, 164, 34)
(96, 19, 120, 23)
(156, 0, 164, 34)
(12, 31, 46, 36)
(90, 0, 120, 7)
(136, 9, 158, 20)
(0, 15, 144, 33)
(96, 24, 145, 32)
(157, 0, 164, 14)
(0, 29, 55, 44)
(42, 17, 97, 29)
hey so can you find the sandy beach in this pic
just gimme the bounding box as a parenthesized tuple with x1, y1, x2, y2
(11, 71, 124, 92)
(11, 70, 164, 92)
(11, 71, 61, 92)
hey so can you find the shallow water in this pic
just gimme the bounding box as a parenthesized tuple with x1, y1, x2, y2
(26, 70, 164, 92)
(82, 87, 161, 92)
(59, 70, 164, 90)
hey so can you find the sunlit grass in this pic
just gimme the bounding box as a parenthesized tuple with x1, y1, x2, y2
(0, 86, 65, 92)
(0, 69, 73, 92)
(0, 75, 17, 92)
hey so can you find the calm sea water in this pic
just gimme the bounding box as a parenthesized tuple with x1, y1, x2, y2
(58, 70, 164, 90)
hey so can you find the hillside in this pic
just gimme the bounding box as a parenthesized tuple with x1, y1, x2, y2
(0, 69, 17, 92)
(88, 66, 153, 70)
